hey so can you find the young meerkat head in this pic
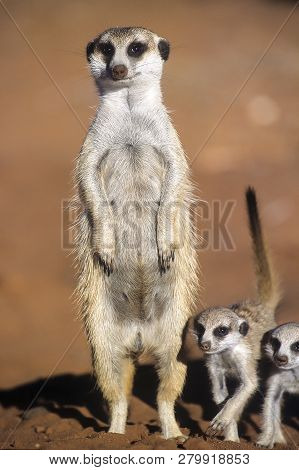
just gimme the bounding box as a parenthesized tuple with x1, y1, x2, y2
(194, 307, 249, 355)
(264, 322, 299, 370)
(86, 26, 170, 89)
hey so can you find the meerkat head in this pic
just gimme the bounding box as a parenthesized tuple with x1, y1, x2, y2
(194, 307, 249, 354)
(264, 322, 299, 370)
(86, 26, 170, 90)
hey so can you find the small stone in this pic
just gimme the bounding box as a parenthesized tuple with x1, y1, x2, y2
(23, 407, 47, 420)
(35, 426, 46, 434)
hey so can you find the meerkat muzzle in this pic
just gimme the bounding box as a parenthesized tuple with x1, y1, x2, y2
(201, 341, 211, 351)
(111, 64, 128, 81)
(274, 354, 288, 366)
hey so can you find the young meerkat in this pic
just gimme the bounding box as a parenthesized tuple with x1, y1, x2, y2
(193, 187, 280, 442)
(257, 322, 299, 448)
(74, 27, 198, 440)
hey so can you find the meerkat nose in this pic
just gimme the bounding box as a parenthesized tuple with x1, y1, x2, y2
(201, 341, 211, 352)
(275, 354, 288, 366)
(111, 64, 128, 80)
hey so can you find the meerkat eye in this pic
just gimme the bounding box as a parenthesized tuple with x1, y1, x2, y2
(213, 326, 230, 338)
(127, 41, 147, 57)
(291, 341, 299, 352)
(269, 336, 281, 352)
(98, 42, 115, 58)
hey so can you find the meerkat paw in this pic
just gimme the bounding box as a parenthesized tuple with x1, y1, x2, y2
(158, 245, 175, 273)
(94, 248, 115, 276)
(175, 434, 189, 443)
(257, 430, 286, 448)
(274, 433, 287, 446)
(256, 433, 275, 448)
(163, 432, 188, 442)
(206, 410, 231, 438)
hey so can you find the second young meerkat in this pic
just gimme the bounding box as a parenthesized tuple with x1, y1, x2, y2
(193, 187, 280, 442)
(257, 322, 299, 448)
(74, 27, 198, 440)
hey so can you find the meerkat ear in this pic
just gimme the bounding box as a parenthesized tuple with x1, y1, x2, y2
(158, 39, 170, 61)
(86, 39, 96, 62)
(239, 321, 249, 336)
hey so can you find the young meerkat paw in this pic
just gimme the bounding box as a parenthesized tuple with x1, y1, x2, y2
(256, 434, 274, 448)
(206, 409, 232, 438)
(257, 432, 286, 449)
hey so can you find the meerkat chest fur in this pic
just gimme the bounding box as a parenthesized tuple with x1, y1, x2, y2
(220, 342, 251, 378)
(94, 86, 172, 207)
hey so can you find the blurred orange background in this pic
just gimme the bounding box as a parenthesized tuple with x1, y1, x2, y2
(0, 0, 299, 389)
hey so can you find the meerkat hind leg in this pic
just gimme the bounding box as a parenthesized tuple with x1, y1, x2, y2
(224, 420, 239, 442)
(156, 350, 187, 441)
(92, 339, 134, 434)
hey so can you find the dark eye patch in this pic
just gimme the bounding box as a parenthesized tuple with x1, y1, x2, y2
(195, 322, 205, 339)
(213, 325, 230, 338)
(127, 41, 147, 58)
(269, 336, 281, 352)
(97, 42, 115, 59)
(291, 341, 299, 353)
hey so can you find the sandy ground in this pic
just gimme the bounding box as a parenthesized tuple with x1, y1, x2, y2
(0, 0, 299, 450)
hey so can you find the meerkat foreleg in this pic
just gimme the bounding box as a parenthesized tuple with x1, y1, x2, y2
(77, 143, 115, 274)
(257, 373, 286, 448)
(206, 356, 239, 442)
(206, 355, 228, 405)
(207, 355, 257, 440)
(157, 147, 186, 272)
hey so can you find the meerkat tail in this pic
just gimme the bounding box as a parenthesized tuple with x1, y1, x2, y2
(245, 187, 280, 310)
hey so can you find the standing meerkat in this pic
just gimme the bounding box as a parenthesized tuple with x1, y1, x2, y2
(257, 322, 299, 448)
(193, 187, 280, 442)
(74, 26, 198, 440)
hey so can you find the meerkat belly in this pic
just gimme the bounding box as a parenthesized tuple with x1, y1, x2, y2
(101, 143, 164, 252)
(100, 144, 167, 320)
(221, 350, 240, 377)
(103, 144, 162, 201)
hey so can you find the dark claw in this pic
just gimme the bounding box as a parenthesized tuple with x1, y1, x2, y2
(206, 424, 220, 438)
(171, 250, 175, 261)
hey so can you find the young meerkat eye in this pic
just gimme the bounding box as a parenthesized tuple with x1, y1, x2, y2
(213, 326, 230, 338)
(98, 42, 115, 59)
(127, 41, 147, 58)
(291, 341, 299, 353)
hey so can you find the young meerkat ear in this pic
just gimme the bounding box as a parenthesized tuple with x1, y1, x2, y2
(262, 329, 273, 346)
(239, 321, 249, 336)
(158, 39, 170, 61)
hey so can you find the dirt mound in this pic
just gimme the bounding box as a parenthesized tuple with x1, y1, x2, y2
(1, 364, 298, 450)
